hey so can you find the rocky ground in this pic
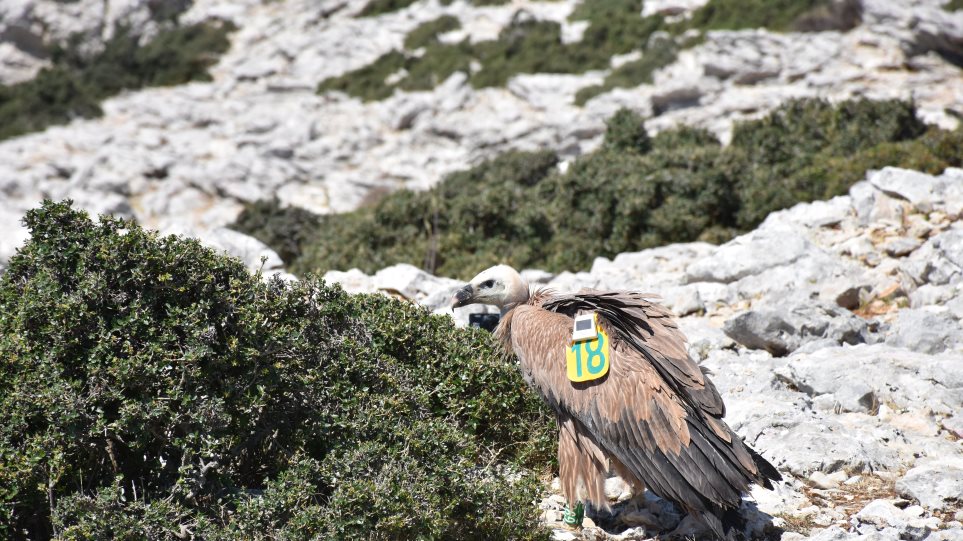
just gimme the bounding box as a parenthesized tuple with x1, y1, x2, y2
(326, 166, 963, 540)
(2, 0, 963, 270)
(2, 0, 963, 539)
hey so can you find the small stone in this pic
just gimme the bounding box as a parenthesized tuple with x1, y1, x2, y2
(620, 508, 660, 528)
(941, 415, 963, 439)
(551, 530, 578, 541)
(604, 476, 633, 502)
(856, 499, 906, 529)
(810, 471, 848, 489)
(883, 236, 922, 257)
(835, 285, 869, 310)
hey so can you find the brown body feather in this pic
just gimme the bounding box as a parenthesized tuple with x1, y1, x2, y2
(496, 289, 781, 539)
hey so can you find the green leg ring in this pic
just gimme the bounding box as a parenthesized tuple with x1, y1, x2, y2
(562, 501, 584, 528)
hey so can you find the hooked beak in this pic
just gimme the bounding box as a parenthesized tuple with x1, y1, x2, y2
(451, 284, 474, 308)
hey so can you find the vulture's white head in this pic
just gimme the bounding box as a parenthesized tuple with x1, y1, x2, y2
(451, 264, 530, 310)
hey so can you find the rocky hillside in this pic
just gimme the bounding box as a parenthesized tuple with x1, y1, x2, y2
(330, 165, 963, 540)
(2, 0, 963, 539)
(1, 0, 962, 271)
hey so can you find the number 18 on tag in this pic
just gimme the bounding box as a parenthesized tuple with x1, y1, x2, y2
(566, 313, 610, 382)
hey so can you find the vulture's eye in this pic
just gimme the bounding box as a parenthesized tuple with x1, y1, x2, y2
(480, 280, 495, 289)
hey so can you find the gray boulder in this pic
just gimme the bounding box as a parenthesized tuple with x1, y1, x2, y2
(723, 301, 870, 356)
(868, 167, 948, 212)
(902, 224, 963, 288)
(775, 344, 963, 416)
(884, 308, 962, 354)
(685, 223, 810, 284)
(855, 499, 943, 541)
(896, 457, 963, 512)
(751, 418, 901, 477)
(371, 263, 462, 306)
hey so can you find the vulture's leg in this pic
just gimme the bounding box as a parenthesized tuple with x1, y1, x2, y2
(557, 413, 608, 529)
(562, 501, 584, 529)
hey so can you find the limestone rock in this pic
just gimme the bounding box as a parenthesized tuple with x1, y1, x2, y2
(896, 458, 963, 511)
(372, 263, 461, 304)
(685, 223, 810, 284)
(884, 308, 962, 354)
(723, 301, 870, 356)
(0, 0, 183, 85)
(751, 418, 902, 477)
(775, 344, 963, 415)
(323, 268, 374, 295)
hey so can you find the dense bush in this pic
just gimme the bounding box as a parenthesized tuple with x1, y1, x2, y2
(404, 15, 462, 50)
(293, 151, 560, 278)
(358, 0, 419, 17)
(0, 202, 554, 540)
(359, 0, 506, 17)
(0, 21, 233, 142)
(235, 99, 963, 279)
(230, 198, 321, 264)
(684, 0, 837, 31)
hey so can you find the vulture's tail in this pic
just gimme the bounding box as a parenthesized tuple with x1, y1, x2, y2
(748, 445, 782, 489)
(697, 504, 746, 541)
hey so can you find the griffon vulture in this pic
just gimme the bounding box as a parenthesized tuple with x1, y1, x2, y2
(452, 265, 781, 539)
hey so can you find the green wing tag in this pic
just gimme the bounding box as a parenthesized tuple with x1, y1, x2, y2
(566, 314, 610, 382)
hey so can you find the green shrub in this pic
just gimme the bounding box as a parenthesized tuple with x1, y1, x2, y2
(317, 50, 407, 101)
(330, 0, 860, 103)
(404, 15, 462, 50)
(685, 0, 834, 31)
(0, 201, 554, 540)
(239, 99, 963, 279)
(358, 0, 418, 17)
(231, 198, 321, 264)
(727, 98, 927, 226)
(320, 2, 667, 101)
(274, 151, 559, 278)
(359, 0, 506, 17)
(0, 22, 233, 142)
(602, 107, 652, 153)
(946, 0, 963, 11)
(575, 36, 678, 105)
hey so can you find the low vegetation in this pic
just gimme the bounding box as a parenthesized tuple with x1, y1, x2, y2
(234, 98, 963, 280)
(319, 1, 670, 101)
(0, 202, 555, 540)
(0, 21, 233, 142)
(325, 0, 861, 103)
(683, 0, 855, 32)
(573, 35, 680, 106)
(359, 0, 506, 17)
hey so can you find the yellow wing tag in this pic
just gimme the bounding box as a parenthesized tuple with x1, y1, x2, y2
(566, 315, 610, 382)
